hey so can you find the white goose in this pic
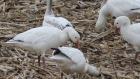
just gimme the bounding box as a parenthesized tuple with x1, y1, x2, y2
(42, 0, 73, 30)
(114, 16, 140, 62)
(6, 26, 80, 66)
(95, 0, 140, 32)
(49, 47, 101, 76)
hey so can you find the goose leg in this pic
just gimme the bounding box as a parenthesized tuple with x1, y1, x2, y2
(60, 70, 65, 79)
(38, 55, 41, 66)
(32, 59, 35, 66)
(42, 56, 46, 67)
(135, 52, 140, 63)
(60, 72, 64, 79)
(24, 53, 28, 62)
(42, 52, 46, 67)
(38, 52, 46, 67)
(133, 46, 140, 63)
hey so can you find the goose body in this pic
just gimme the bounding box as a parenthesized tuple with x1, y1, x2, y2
(6, 26, 80, 53)
(114, 16, 140, 61)
(43, 15, 73, 30)
(49, 47, 100, 76)
(42, 0, 73, 30)
(7, 27, 67, 53)
(95, 0, 140, 32)
(6, 26, 80, 65)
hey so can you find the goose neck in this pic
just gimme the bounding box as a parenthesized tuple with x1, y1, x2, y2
(46, 0, 53, 15)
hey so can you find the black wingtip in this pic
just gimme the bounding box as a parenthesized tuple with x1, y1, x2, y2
(131, 8, 140, 10)
(14, 40, 24, 42)
(51, 48, 61, 55)
(51, 48, 58, 50)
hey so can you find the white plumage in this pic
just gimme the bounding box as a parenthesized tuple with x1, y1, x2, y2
(43, 15, 73, 30)
(114, 16, 140, 61)
(42, 0, 73, 30)
(49, 47, 100, 76)
(95, 0, 140, 32)
(6, 26, 80, 65)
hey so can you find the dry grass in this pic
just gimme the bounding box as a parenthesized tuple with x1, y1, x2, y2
(0, 0, 140, 79)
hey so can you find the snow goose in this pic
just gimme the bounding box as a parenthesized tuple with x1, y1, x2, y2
(49, 47, 101, 77)
(114, 16, 140, 62)
(42, 0, 73, 30)
(95, 0, 140, 32)
(6, 26, 80, 66)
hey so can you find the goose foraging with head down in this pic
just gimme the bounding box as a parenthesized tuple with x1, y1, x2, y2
(95, 0, 140, 32)
(42, 0, 73, 30)
(114, 16, 140, 62)
(49, 47, 101, 77)
(6, 26, 80, 66)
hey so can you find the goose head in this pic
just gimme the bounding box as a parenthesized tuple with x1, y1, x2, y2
(114, 16, 131, 28)
(63, 27, 80, 48)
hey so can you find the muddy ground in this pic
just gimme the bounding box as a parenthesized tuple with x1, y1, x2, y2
(0, 0, 139, 79)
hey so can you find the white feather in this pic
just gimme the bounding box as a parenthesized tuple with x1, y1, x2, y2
(6, 26, 80, 55)
(114, 16, 140, 51)
(42, 0, 73, 30)
(95, 0, 140, 32)
(49, 47, 100, 76)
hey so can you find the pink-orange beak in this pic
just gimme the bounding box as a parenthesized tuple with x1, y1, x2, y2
(108, 13, 111, 17)
(115, 28, 120, 34)
(114, 24, 120, 34)
(76, 40, 80, 48)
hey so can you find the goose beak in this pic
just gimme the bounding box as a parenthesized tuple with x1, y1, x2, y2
(108, 13, 111, 16)
(114, 25, 119, 33)
(115, 27, 120, 33)
(76, 40, 80, 48)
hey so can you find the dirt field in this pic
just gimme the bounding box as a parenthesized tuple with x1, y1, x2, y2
(0, 0, 140, 79)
